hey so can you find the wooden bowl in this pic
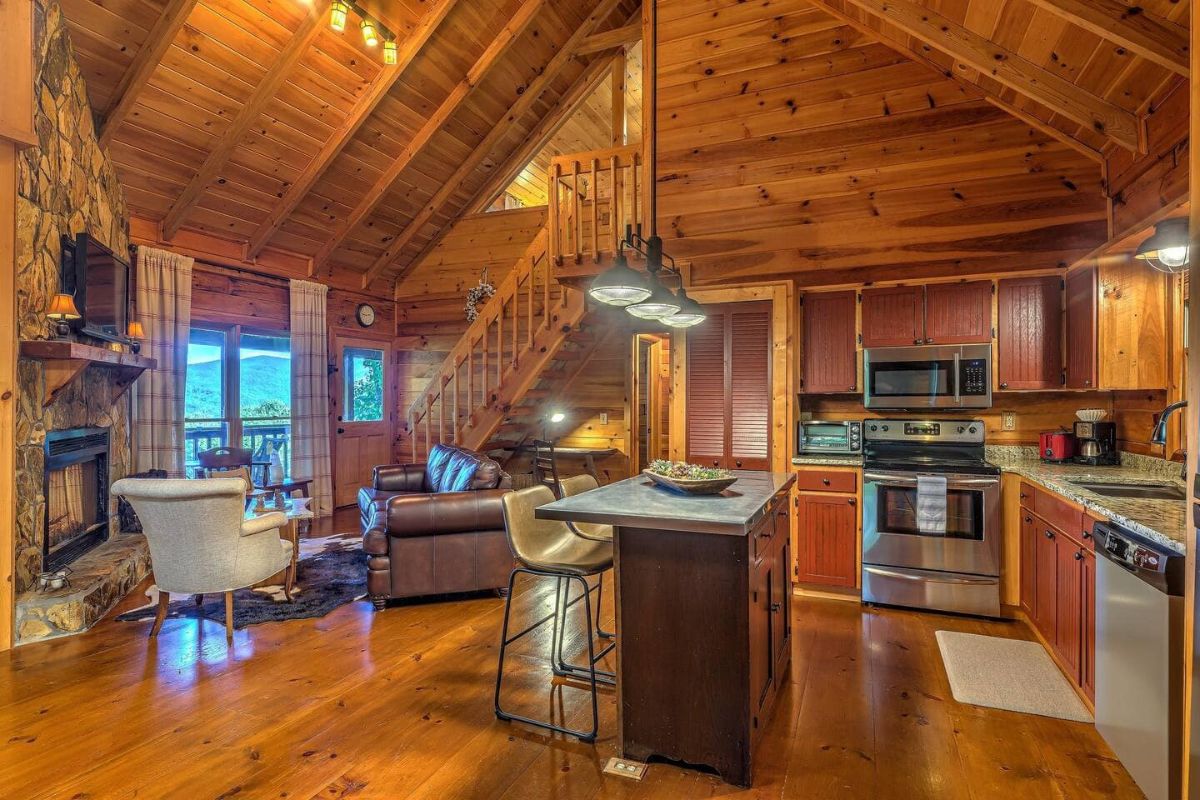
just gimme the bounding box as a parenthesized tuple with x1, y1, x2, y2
(642, 469, 738, 496)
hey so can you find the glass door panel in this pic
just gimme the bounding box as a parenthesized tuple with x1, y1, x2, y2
(185, 327, 228, 477)
(239, 332, 292, 483)
(342, 346, 384, 422)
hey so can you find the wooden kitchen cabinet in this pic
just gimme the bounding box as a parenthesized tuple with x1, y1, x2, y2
(801, 290, 858, 393)
(860, 286, 923, 347)
(996, 276, 1062, 389)
(923, 281, 992, 344)
(1019, 511, 1037, 619)
(1053, 533, 1085, 679)
(1081, 549, 1096, 702)
(795, 472, 858, 588)
(1064, 266, 1098, 389)
(1034, 523, 1059, 641)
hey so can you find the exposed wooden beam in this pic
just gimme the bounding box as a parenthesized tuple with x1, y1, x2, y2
(244, 0, 461, 260)
(576, 20, 641, 55)
(311, 0, 544, 277)
(611, 49, 626, 147)
(97, 0, 198, 150)
(1024, 0, 1188, 78)
(836, 0, 1142, 152)
(360, 0, 626, 289)
(807, 0, 1104, 162)
(160, 0, 331, 240)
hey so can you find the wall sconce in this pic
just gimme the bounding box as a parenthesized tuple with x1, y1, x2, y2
(1134, 217, 1189, 273)
(45, 293, 80, 338)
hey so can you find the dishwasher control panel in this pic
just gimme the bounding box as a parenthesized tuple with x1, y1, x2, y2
(1094, 520, 1184, 596)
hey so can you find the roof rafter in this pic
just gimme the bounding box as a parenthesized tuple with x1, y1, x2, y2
(1024, 0, 1188, 78)
(310, 0, 546, 276)
(245, 0, 462, 260)
(359, 0, 628, 289)
(160, 0, 332, 240)
(835, 0, 1142, 152)
(97, 0, 198, 149)
(576, 21, 641, 55)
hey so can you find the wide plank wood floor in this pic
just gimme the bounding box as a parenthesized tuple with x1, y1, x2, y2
(0, 512, 1144, 799)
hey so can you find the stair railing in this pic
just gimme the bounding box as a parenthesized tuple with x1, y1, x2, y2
(548, 144, 641, 266)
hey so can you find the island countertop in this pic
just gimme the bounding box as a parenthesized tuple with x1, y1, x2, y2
(535, 470, 796, 536)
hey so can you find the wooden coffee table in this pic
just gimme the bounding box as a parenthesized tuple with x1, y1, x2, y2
(248, 502, 315, 593)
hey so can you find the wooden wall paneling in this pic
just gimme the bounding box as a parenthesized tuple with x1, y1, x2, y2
(996, 275, 1063, 390)
(1, 0, 36, 147)
(1185, 15, 1198, 785)
(1098, 259, 1168, 390)
(800, 290, 857, 394)
(1, 140, 17, 650)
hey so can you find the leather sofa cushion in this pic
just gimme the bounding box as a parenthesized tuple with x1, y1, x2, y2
(385, 489, 508, 538)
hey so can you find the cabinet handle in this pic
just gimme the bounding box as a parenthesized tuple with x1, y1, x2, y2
(1082, 530, 1091, 539)
(1084, 379, 1091, 387)
(1075, 550, 1084, 561)
(1045, 530, 1055, 539)
(849, 384, 856, 391)
(735, 460, 743, 468)
(926, 338, 934, 344)
(1024, 516, 1031, 524)
(914, 338, 921, 345)
(847, 498, 856, 506)
(822, 478, 830, 485)
(1000, 382, 1008, 389)
(770, 602, 782, 612)
(1020, 492, 1027, 500)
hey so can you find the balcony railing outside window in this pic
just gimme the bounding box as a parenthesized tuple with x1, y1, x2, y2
(184, 418, 291, 481)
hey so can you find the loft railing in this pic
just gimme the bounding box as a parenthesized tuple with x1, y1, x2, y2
(547, 144, 641, 266)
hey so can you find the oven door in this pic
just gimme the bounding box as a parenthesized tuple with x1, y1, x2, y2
(863, 346, 961, 410)
(862, 470, 1001, 576)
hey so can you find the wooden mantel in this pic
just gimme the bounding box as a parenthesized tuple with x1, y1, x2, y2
(19, 340, 155, 407)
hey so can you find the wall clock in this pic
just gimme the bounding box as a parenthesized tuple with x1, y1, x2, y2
(355, 303, 376, 328)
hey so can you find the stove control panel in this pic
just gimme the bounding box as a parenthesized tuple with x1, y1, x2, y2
(864, 418, 984, 444)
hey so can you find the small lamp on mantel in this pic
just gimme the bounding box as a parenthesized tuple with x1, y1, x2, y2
(45, 293, 80, 339)
(127, 320, 145, 354)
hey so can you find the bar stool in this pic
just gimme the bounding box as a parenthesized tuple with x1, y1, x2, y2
(558, 475, 615, 640)
(531, 439, 561, 498)
(495, 485, 615, 742)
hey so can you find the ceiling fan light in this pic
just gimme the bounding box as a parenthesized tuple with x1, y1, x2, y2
(1134, 217, 1190, 273)
(626, 281, 681, 320)
(329, 0, 349, 32)
(361, 18, 379, 47)
(589, 252, 652, 306)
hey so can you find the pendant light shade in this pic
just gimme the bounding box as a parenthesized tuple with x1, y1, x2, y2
(329, 0, 349, 32)
(660, 287, 706, 328)
(383, 39, 398, 64)
(361, 18, 379, 46)
(1134, 217, 1190, 273)
(589, 252, 652, 306)
(626, 280, 682, 320)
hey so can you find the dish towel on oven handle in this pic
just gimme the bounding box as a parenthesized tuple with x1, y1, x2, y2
(916, 474, 948, 534)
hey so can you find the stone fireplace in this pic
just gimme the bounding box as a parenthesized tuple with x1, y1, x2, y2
(43, 427, 110, 572)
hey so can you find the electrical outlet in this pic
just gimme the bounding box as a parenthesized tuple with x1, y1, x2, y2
(600, 412, 609, 425)
(1001, 411, 1016, 431)
(603, 757, 648, 781)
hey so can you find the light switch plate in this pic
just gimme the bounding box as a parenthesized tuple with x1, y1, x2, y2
(600, 412, 609, 425)
(603, 757, 648, 781)
(1001, 411, 1016, 431)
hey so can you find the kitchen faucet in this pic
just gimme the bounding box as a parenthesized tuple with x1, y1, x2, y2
(1150, 400, 1187, 480)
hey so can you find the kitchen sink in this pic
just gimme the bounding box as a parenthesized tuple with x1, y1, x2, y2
(1065, 480, 1186, 501)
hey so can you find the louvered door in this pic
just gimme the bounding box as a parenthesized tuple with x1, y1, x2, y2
(686, 302, 772, 470)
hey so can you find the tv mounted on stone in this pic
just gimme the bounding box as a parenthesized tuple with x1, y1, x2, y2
(59, 232, 132, 345)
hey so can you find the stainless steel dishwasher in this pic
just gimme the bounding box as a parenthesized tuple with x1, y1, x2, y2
(1093, 520, 1185, 800)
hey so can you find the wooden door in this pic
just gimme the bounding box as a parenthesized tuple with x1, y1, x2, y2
(801, 290, 857, 393)
(1034, 523, 1059, 643)
(1064, 267, 1097, 389)
(1081, 550, 1096, 701)
(332, 337, 393, 508)
(923, 281, 992, 344)
(1019, 511, 1037, 620)
(860, 286, 923, 347)
(997, 276, 1063, 389)
(685, 314, 727, 468)
(1053, 534, 1084, 681)
(796, 493, 857, 587)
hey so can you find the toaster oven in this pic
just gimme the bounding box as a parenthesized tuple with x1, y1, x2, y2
(797, 420, 862, 456)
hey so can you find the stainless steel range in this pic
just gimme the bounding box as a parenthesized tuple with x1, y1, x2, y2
(861, 419, 1002, 617)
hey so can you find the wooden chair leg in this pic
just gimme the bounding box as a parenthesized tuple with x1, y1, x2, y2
(224, 591, 234, 644)
(282, 563, 294, 602)
(194, 593, 204, 607)
(149, 591, 170, 638)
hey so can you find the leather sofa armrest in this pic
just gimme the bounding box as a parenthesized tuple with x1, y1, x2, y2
(362, 501, 390, 555)
(241, 511, 287, 537)
(385, 488, 509, 538)
(374, 463, 427, 493)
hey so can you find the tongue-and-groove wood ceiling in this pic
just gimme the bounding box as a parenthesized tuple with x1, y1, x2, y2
(57, 0, 1186, 294)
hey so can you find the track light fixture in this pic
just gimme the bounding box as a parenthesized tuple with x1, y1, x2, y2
(328, 1, 398, 63)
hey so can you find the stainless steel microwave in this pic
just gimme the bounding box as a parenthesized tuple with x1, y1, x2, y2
(797, 420, 862, 455)
(862, 344, 992, 410)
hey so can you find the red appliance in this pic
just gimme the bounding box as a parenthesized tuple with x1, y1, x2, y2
(1039, 430, 1076, 463)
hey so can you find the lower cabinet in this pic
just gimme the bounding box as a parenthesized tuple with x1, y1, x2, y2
(794, 469, 859, 587)
(1018, 482, 1096, 702)
(750, 493, 792, 738)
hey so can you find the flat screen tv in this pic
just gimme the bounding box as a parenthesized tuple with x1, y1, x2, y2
(60, 233, 131, 343)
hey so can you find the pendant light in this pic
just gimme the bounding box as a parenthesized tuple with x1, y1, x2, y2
(360, 18, 379, 47)
(383, 39, 398, 65)
(329, 0, 349, 32)
(1134, 217, 1189, 273)
(626, 278, 681, 320)
(661, 286, 705, 328)
(588, 249, 652, 306)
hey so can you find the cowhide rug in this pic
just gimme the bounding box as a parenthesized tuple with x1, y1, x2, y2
(117, 533, 366, 630)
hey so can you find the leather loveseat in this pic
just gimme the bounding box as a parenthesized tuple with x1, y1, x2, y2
(360, 443, 514, 609)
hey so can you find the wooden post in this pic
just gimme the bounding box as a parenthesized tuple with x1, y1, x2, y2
(573, 160, 582, 263)
(611, 50, 626, 147)
(610, 154, 620, 254)
(591, 158, 600, 261)
(550, 163, 562, 265)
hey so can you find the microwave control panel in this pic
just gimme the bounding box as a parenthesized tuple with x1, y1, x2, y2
(959, 359, 988, 395)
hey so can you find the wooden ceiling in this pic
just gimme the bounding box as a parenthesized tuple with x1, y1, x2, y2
(57, 0, 1187, 295)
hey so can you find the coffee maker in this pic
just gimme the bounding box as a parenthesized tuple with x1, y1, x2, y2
(1073, 420, 1118, 466)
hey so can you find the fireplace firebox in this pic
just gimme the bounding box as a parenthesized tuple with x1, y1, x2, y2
(43, 427, 110, 572)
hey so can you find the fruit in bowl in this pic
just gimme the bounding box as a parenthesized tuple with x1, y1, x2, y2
(644, 460, 738, 495)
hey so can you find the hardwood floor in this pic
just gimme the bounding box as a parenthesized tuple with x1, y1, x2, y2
(0, 512, 1144, 799)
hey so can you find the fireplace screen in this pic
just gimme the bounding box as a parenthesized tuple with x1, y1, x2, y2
(43, 427, 110, 571)
(47, 461, 101, 552)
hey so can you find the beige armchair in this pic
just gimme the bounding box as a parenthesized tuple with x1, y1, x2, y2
(110, 477, 294, 642)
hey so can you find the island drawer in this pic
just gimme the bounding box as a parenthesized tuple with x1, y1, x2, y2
(794, 468, 857, 494)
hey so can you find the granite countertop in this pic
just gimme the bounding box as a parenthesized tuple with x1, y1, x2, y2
(536, 470, 796, 536)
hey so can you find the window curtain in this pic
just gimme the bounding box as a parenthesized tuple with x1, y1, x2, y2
(289, 280, 333, 517)
(134, 246, 193, 476)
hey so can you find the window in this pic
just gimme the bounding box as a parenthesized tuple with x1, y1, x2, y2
(342, 346, 384, 422)
(184, 326, 292, 478)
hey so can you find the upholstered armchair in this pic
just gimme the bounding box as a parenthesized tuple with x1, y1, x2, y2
(110, 477, 294, 642)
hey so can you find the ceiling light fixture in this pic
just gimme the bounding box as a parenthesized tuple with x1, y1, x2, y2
(329, 0, 348, 32)
(383, 39, 398, 65)
(1134, 217, 1190, 273)
(661, 287, 706, 328)
(588, 249, 652, 306)
(360, 18, 379, 47)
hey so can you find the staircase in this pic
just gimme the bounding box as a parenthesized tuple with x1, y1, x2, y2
(399, 144, 642, 462)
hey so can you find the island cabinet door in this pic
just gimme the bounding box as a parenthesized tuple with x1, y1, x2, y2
(997, 276, 1063, 390)
(860, 286, 923, 347)
(749, 553, 775, 722)
(801, 290, 857, 393)
(923, 281, 992, 344)
(771, 535, 791, 675)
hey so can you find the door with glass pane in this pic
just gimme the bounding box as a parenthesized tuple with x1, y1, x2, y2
(332, 337, 392, 507)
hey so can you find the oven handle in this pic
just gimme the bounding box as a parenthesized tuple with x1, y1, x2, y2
(864, 566, 997, 585)
(863, 472, 999, 487)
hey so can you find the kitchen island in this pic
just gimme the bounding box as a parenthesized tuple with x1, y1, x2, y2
(536, 470, 796, 787)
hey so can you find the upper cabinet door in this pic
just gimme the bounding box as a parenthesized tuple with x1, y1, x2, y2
(860, 286, 923, 348)
(801, 291, 857, 393)
(923, 281, 993, 344)
(729, 304, 772, 470)
(1064, 267, 1097, 389)
(997, 276, 1062, 390)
